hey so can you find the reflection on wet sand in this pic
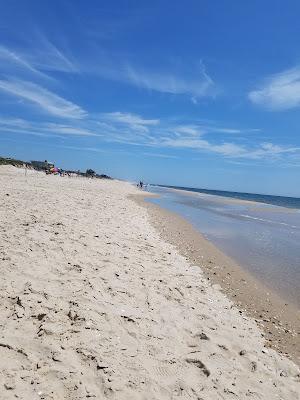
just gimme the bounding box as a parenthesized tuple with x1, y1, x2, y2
(149, 186, 300, 308)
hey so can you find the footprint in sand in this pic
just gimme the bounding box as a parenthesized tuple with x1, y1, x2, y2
(185, 358, 210, 377)
(147, 358, 184, 379)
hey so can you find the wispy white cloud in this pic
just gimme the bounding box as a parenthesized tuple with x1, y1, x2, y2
(0, 117, 98, 137)
(101, 112, 159, 133)
(61, 146, 106, 153)
(212, 127, 242, 134)
(0, 39, 213, 102)
(44, 123, 100, 136)
(89, 55, 216, 100)
(0, 117, 31, 129)
(171, 123, 252, 137)
(249, 66, 300, 110)
(102, 112, 159, 126)
(124, 61, 215, 99)
(95, 114, 300, 160)
(1, 110, 298, 162)
(0, 41, 78, 81)
(173, 125, 205, 137)
(0, 45, 50, 79)
(142, 152, 178, 159)
(61, 146, 178, 159)
(0, 79, 86, 119)
(25, 34, 79, 73)
(0, 117, 51, 137)
(162, 136, 300, 159)
(247, 142, 300, 158)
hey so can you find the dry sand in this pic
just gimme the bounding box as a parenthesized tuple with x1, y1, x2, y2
(0, 165, 299, 400)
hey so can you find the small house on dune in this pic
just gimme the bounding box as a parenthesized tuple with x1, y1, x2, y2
(31, 160, 54, 171)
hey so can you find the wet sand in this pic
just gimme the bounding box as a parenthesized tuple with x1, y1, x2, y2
(135, 193, 300, 366)
(145, 186, 300, 308)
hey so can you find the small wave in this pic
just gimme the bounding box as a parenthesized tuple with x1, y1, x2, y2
(239, 214, 298, 229)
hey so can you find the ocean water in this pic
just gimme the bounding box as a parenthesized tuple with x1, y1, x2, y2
(147, 185, 300, 307)
(157, 185, 300, 209)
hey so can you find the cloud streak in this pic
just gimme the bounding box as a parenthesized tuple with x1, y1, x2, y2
(25, 34, 79, 73)
(0, 42, 78, 82)
(0, 45, 49, 79)
(249, 66, 300, 110)
(95, 115, 300, 160)
(0, 117, 99, 137)
(0, 40, 215, 102)
(1, 111, 299, 162)
(94, 114, 300, 161)
(0, 79, 86, 119)
(124, 62, 215, 98)
(101, 112, 159, 133)
(90, 55, 216, 100)
(162, 136, 299, 159)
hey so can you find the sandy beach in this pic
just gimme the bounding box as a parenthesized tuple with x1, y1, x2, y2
(0, 165, 299, 400)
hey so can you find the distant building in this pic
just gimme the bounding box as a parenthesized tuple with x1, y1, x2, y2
(31, 160, 54, 170)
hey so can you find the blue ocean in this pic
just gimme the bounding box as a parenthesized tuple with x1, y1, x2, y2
(147, 185, 300, 307)
(156, 185, 300, 210)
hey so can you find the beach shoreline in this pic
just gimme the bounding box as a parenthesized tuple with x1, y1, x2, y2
(0, 166, 299, 399)
(134, 192, 300, 366)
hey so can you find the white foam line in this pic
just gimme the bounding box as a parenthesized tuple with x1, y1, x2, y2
(239, 214, 298, 228)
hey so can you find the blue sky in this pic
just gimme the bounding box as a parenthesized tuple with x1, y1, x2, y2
(0, 1, 300, 196)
